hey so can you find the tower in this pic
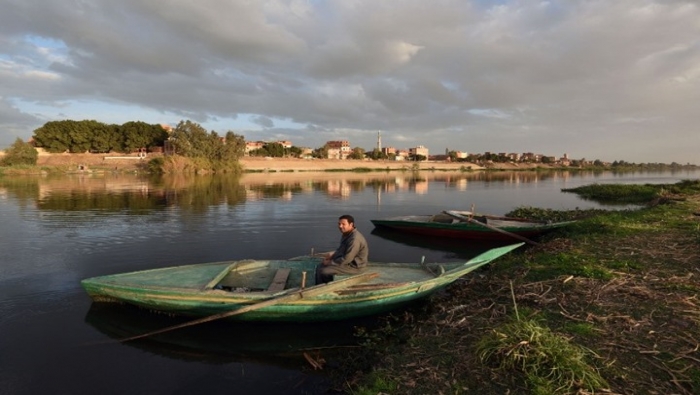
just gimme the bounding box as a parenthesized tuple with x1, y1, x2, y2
(377, 131, 382, 151)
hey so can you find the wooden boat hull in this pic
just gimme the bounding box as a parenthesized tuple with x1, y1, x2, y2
(81, 243, 523, 322)
(371, 211, 573, 241)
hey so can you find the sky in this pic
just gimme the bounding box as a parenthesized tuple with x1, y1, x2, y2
(1, 0, 698, 164)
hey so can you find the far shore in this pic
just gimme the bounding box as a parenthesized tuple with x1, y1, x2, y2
(2, 152, 568, 173)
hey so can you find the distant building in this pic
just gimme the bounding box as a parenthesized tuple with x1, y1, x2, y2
(299, 147, 313, 158)
(395, 149, 410, 160)
(409, 145, 429, 159)
(326, 140, 351, 159)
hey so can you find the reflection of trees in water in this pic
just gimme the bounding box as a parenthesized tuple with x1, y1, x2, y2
(1, 170, 629, 214)
(156, 174, 248, 213)
(0, 174, 247, 214)
(0, 176, 41, 207)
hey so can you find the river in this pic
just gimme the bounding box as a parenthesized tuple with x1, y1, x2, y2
(0, 168, 697, 394)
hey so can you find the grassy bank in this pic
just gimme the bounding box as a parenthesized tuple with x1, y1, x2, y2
(334, 181, 700, 394)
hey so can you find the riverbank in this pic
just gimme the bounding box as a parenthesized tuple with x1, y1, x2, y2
(0, 152, 563, 173)
(336, 181, 700, 394)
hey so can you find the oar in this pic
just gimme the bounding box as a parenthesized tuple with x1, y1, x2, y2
(114, 271, 379, 343)
(443, 210, 540, 246)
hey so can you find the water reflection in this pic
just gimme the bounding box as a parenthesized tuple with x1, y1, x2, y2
(84, 303, 372, 362)
(1, 169, 696, 214)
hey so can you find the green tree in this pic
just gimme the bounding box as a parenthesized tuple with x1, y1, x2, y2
(348, 147, 365, 159)
(249, 148, 269, 157)
(120, 121, 168, 153)
(89, 122, 121, 153)
(312, 145, 329, 159)
(33, 120, 75, 153)
(286, 146, 303, 158)
(168, 120, 244, 163)
(169, 120, 213, 157)
(264, 143, 285, 157)
(220, 131, 245, 162)
(1, 138, 38, 166)
(364, 148, 387, 160)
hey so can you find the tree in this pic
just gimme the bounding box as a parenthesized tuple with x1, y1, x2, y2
(264, 143, 285, 158)
(286, 146, 303, 158)
(168, 121, 244, 162)
(365, 148, 386, 160)
(33, 120, 74, 153)
(221, 131, 245, 162)
(348, 147, 365, 159)
(1, 138, 38, 166)
(90, 123, 121, 153)
(120, 121, 168, 153)
(312, 145, 329, 159)
(169, 120, 213, 157)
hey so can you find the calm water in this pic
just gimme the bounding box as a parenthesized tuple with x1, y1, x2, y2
(1, 169, 698, 394)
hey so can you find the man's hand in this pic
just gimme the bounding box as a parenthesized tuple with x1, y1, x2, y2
(322, 252, 333, 266)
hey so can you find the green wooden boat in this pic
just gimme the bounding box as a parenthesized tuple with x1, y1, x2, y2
(81, 243, 523, 322)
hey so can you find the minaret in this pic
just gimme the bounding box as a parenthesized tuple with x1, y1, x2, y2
(377, 131, 382, 151)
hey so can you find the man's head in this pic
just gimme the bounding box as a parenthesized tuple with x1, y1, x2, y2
(337, 214, 356, 234)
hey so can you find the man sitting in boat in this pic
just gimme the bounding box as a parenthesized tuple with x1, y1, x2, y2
(315, 214, 369, 284)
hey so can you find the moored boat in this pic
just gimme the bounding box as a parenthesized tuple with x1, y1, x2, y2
(81, 243, 523, 322)
(371, 210, 574, 242)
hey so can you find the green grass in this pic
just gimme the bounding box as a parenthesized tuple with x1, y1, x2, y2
(476, 317, 608, 393)
(350, 374, 398, 395)
(561, 180, 700, 204)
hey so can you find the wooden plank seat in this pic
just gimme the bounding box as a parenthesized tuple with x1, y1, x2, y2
(267, 268, 292, 292)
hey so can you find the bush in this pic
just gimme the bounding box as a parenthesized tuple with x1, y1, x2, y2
(1, 139, 38, 166)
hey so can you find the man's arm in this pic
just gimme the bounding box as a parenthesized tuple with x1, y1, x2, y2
(332, 232, 361, 266)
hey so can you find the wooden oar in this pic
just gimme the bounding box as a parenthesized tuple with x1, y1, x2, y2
(443, 210, 540, 246)
(115, 271, 379, 343)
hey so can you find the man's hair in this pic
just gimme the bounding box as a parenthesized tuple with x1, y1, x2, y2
(339, 214, 355, 225)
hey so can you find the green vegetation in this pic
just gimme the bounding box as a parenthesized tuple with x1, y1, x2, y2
(155, 120, 245, 173)
(0, 174, 248, 214)
(477, 317, 607, 393)
(562, 180, 700, 204)
(1, 138, 38, 166)
(337, 180, 700, 394)
(32, 119, 168, 153)
(248, 142, 302, 158)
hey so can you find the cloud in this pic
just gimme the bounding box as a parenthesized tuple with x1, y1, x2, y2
(0, 0, 698, 163)
(250, 115, 274, 128)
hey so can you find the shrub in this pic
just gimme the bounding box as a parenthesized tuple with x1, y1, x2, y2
(1, 138, 38, 166)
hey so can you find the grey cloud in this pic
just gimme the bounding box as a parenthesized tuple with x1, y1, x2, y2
(0, 0, 698, 163)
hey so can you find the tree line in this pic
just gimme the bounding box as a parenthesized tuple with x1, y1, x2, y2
(32, 120, 168, 154)
(1, 119, 246, 171)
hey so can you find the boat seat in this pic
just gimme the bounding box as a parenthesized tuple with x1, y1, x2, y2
(267, 268, 292, 292)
